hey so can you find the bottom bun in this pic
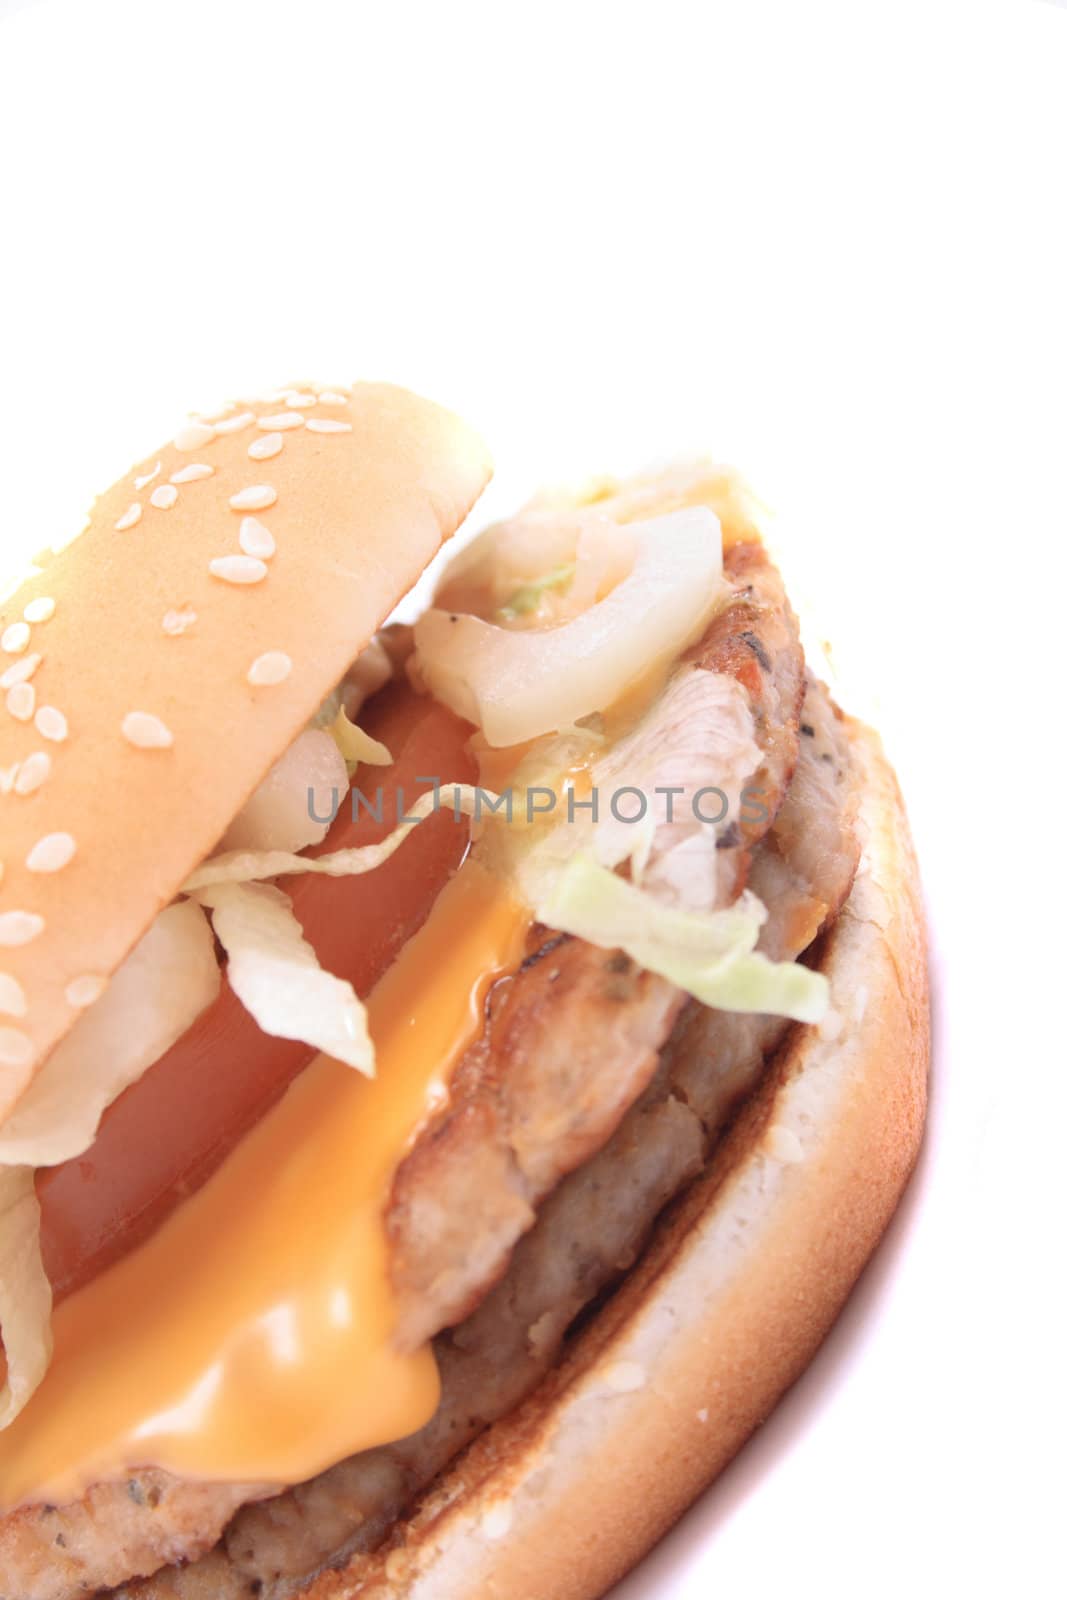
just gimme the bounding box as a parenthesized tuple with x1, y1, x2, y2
(310, 720, 929, 1600)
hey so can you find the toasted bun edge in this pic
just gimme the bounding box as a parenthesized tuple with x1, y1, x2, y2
(308, 717, 929, 1600)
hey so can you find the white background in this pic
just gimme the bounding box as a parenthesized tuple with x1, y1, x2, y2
(1, 2, 1065, 1596)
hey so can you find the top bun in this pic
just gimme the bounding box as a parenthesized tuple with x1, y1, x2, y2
(0, 382, 491, 1110)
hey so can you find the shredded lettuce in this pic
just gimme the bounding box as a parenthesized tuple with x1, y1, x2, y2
(328, 707, 392, 773)
(194, 881, 375, 1075)
(0, 1166, 52, 1427)
(535, 854, 828, 1023)
(0, 901, 220, 1169)
(183, 785, 498, 1076)
(183, 783, 488, 892)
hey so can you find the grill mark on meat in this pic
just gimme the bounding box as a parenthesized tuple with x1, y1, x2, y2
(689, 541, 804, 899)
(738, 629, 772, 672)
(516, 930, 568, 972)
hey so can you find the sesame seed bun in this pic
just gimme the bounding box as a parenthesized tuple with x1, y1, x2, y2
(0, 383, 491, 1110)
(304, 719, 929, 1600)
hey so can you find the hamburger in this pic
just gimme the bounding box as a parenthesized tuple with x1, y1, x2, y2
(0, 381, 928, 1600)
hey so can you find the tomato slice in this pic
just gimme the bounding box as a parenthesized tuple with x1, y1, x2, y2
(36, 686, 476, 1304)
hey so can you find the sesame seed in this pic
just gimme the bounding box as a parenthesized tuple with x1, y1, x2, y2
(247, 650, 292, 686)
(316, 392, 349, 405)
(0, 974, 28, 1019)
(0, 765, 16, 795)
(23, 596, 55, 624)
(209, 555, 269, 585)
(0, 1027, 33, 1070)
(150, 484, 179, 510)
(696, 1408, 709, 1424)
(306, 418, 352, 433)
(5, 682, 35, 721)
(602, 1360, 645, 1393)
(170, 463, 214, 484)
(228, 485, 277, 512)
(121, 711, 174, 750)
(174, 421, 216, 452)
(285, 392, 317, 407)
(765, 1124, 805, 1164)
(26, 832, 76, 873)
(162, 607, 198, 636)
(0, 654, 41, 690)
(134, 461, 161, 491)
(248, 432, 283, 461)
(213, 410, 256, 436)
(2, 622, 31, 654)
(0, 911, 45, 947)
(238, 517, 276, 559)
(13, 751, 50, 795)
(255, 412, 304, 432)
(66, 974, 107, 1008)
(35, 706, 68, 742)
(115, 503, 143, 532)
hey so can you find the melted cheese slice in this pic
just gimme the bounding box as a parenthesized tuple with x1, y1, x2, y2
(0, 861, 528, 1509)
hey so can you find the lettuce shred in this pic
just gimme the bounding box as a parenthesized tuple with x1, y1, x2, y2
(194, 881, 375, 1076)
(0, 1167, 52, 1428)
(535, 854, 828, 1023)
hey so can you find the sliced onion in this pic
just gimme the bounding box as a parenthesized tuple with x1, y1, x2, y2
(435, 510, 632, 628)
(414, 508, 723, 747)
(220, 729, 348, 855)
